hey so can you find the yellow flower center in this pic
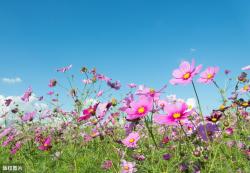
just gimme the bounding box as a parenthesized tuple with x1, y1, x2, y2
(89, 108, 94, 113)
(211, 118, 217, 122)
(44, 143, 48, 147)
(242, 102, 248, 107)
(219, 105, 225, 110)
(149, 88, 155, 94)
(243, 85, 249, 91)
(207, 73, 213, 79)
(137, 107, 145, 114)
(124, 166, 129, 170)
(183, 72, 191, 79)
(129, 138, 135, 143)
(173, 113, 181, 119)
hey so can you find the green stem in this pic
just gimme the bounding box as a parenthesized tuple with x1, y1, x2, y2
(144, 118, 158, 149)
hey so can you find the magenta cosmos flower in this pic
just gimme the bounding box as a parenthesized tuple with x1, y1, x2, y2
(125, 96, 153, 121)
(122, 132, 140, 148)
(154, 101, 191, 125)
(121, 160, 137, 173)
(170, 60, 202, 85)
(198, 67, 219, 84)
(38, 136, 52, 151)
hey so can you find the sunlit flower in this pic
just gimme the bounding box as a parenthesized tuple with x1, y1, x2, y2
(154, 101, 191, 125)
(170, 60, 202, 85)
(198, 67, 219, 84)
(121, 160, 137, 173)
(122, 132, 140, 148)
(125, 96, 153, 121)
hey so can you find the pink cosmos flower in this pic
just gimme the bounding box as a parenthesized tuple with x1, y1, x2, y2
(128, 83, 137, 88)
(22, 111, 36, 122)
(38, 136, 52, 151)
(47, 91, 54, 95)
(198, 67, 219, 84)
(154, 101, 191, 125)
(239, 84, 250, 93)
(136, 85, 167, 100)
(95, 74, 111, 82)
(242, 65, 250, 71)
(48, 79, 57, 87)
(125, 96, 153, 121)
(122, 132, 140, 148)
(0, 127, 12, 140)
(97, 90, 103, 97)
(10, 141, 22, 155)
(56, 64, 72, 73)
(170, 60, 202, 85)
(21, 86, 32, 102)
(121, 160, 137, 173)
(77, 104, 99, 122)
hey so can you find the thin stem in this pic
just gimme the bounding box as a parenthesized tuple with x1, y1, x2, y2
(144, 118, 158, 149)
(212, 80, 226, 104)
(191, 81, 203, 116)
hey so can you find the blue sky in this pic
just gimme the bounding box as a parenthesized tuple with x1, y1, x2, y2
(0, 0, 249, 113)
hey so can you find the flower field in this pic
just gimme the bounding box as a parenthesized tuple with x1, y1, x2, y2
(0, 60, 250, 173)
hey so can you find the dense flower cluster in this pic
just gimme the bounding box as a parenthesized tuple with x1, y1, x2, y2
(0, 61, 250, 172)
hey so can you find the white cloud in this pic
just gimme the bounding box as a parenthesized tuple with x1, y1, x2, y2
(0, 94, 48, 127)
(1, 77, 22, 84)
(190, 48, 197, 52)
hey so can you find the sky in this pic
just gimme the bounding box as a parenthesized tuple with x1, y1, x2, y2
(0, 0, 250, 113)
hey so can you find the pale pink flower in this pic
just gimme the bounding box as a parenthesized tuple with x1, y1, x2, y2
(239, 84, 250, 93)
(47, 91, 54, 95)
(56, 64, 72, 72)
(198, 67, 219, 84)
(225, 127, 234, 135)
(97, 90, 103, 97)
(122, 132, 140, 148)
(22, 111, 36, 122)
(125, 96, 153, 121)
(0, 127, 12, 140)
(136, 85, 167, 100)
(21, 86, 32, 102)
(242, 65, 250, 71)
(82, 79, 92, 84)
(170, 60, 202, 85)
(154, 101, 191, 125)
(128, 83, 137, 88)
(121, 160, 137, 173)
